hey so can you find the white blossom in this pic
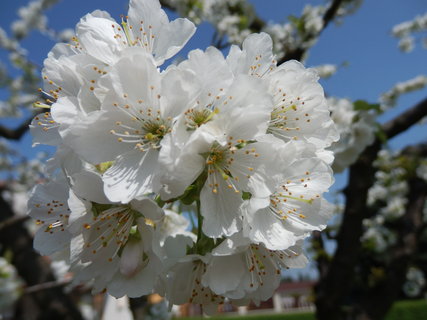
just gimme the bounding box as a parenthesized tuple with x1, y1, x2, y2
(416, 161, 427, 181)
(380, 75, 427, 109)
(392, 12, 427, 52)
(403, 267, 426, 297)
(11, 0, 59, 39)
(226, 33, 338, 153)
(327, 97, 376, 172)
(312, 64, 337, 79)
(0, 28, 18, 51)
(203, 235, 307, 304)
(27, 175, 72, 256)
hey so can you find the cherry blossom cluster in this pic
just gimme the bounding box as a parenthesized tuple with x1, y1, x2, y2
(363, 149, 427, 253)
(404, 267, 426, 298)
(392, 12, 427, 52)
(327, 97, 376, 173)
(380, 75, 427, 110)
(11, 0, 59, 39)
(28, 0, 338, 310)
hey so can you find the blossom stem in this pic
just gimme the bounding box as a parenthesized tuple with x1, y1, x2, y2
(196, 199, 202, 248)
(154, 195, 165, 207)
(188, 208, 197, 231)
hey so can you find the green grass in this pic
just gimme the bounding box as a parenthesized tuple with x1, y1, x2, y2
(386, 299, 427, 320)
(180, 312, 314, 320)
(179, 299, 427, 320)
(208, 312, 314, 320)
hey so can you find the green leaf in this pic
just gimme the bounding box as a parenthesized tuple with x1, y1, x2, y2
(242, 191, 252, 200)
(180, 184, 199, 205)
(239, 15, 249, 29)
(288, 15, 300, 27)
(375, 124, 388, 144)
(353, 100, 381, 113)
(91, 203, 113, 217)
(288, 15, 306, 35)
(155, 195, 166, 207)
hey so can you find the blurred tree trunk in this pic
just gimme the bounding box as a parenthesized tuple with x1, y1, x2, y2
(315, 99, 427, 320)
(315, 141, 381, 320)
(129, 296, 148, 320)
(354, 168, 427, 320)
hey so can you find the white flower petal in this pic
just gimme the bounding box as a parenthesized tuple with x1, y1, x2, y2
(227, 32, 275, 76)
(119, 240, 143, 277)
(202, 254, 246, 298)
(71, 170, 111, 205)
(200, 176, 243, 238)
(103, 148, 160, 203)
(63, 110, 134, 164)
(245, 205, 301, 250)
(76, 12, 123, 65)
(130, 197, 164, 221)
(128, 0, 195, 64)
(33, 224, 71, 256)
(30, 112, 61, 146)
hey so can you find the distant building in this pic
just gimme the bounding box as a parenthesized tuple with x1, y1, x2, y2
(176, 280, 316, 317)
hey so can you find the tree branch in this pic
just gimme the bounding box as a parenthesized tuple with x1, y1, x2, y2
(24, 279, 72, 295)
(159, 0, 174, 11)
(129, 296, 148, 320)
(0, 215, 29, 232)
(323, 0, 345, 30)
(0, 116, 33, 140)
(401, 143, 427, 157)
(383, 96, 427, 139)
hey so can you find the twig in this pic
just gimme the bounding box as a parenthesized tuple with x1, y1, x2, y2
(24, 279, 72, 294)
(0, 215, 29, 232)
(401, 143, 427, 157)
(159, 0, 174, 11)
(383, 96, 427, 139)
(323, 0, 345, 30)
(129, 296, 148, 320)
(0, 116, 33, 140)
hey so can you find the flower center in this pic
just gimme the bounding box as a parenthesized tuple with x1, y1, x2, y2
(203, 139, 259, 194)
(267, 89, 309, 141)
(82, 203, 140, 263)
(206, 148, 226, 167)
(185, 108, 218, 130)
(110, 103, 172, 152)
(141, 118, 170, 142)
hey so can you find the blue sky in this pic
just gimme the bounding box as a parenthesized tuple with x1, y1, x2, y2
(1, 0, 426, 279)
